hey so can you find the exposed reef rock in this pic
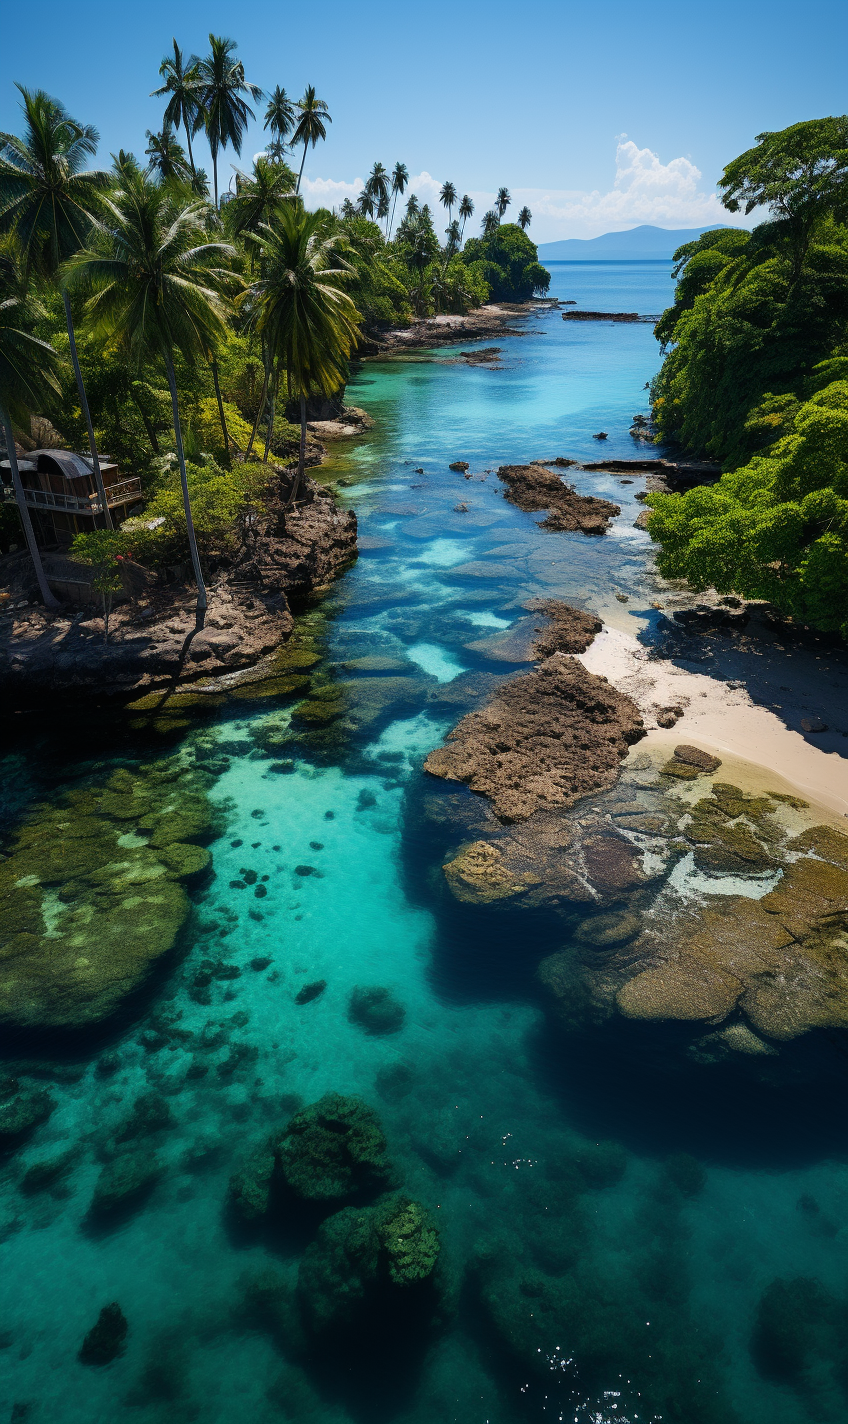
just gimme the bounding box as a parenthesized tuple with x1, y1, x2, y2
(276, 1094, 395, 1203)
(0, 758, 216, 1030)
(497, 463, 620, 533)
(0, 474, 356, 702)
(298, 1193, 442, 1335)
(425, 652, 644, 823)
(535, 767, 848, 1051)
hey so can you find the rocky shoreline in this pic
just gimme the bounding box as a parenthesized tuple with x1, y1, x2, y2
(359, 300, 559, 354)
(422, 599, 848, 1063)
(0, 471, 357, 704)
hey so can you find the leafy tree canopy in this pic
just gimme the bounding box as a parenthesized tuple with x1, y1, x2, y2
(647, 370, 848, 636)
(460, 223, 550, 301)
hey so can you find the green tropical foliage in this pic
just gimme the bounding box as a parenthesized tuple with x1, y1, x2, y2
(67, 168, 235, 625)
(648, 367, 848, 636)
(0, 44, 543, 613)
(292, 86, 331, 195)
(196, 34, 262, 207)
(0, 234, 63, 601)
(648, 115, 848, 637)
(151, 40, 202, 174)
(461, 222, 550, 300)
(247, 205, 361, 499)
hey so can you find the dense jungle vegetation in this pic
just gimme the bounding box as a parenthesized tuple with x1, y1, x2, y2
(648, 117, 848, 637)
(0, 37, 546, 619)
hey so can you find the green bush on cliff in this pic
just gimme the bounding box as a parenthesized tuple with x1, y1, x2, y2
(648, 116, 848, 634)
(647, 371, 848, 634)
(461, 224, 550, 301)
(71, 458, 272, 572)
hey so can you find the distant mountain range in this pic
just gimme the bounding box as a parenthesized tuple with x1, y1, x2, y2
(536, 224, 733, 262)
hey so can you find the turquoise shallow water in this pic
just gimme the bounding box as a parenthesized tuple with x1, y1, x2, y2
(1, 265, 847, 1424)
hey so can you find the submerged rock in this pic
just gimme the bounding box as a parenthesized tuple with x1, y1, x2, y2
(298, 1193, 441, 1335)
(0, 760, 217, 1029)
(228, 1140, 277, 1221)
(89, 1151, 162, 1216)
(0, 1083, 53, 1146)
(79, 1303, 129, 1365)
(348, 986, 406, 1036)
(276, 1093, 395, 1202)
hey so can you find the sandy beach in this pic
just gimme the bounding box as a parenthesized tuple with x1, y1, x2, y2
(578, 623, 848, 816)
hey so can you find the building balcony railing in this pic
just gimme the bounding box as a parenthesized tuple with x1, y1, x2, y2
(0, 477, 143, 515)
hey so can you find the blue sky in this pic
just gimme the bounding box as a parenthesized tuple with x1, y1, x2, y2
(3, 0, 847, 241)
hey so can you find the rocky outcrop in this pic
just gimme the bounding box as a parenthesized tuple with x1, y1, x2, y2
(364, 301, 559, 354)
(562, 310, 644, 322)
(425, 652, 644, 822)
(532, 765, 848, 1053)
(0, 474, 356, 701)
(497, 463, 620, 534)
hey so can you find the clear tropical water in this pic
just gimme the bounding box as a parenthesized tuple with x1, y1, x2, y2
(1, 264, 846, 1424)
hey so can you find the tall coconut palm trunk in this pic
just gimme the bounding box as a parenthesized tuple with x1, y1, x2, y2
(262, 368, 277, 462)
(210, 356, 231, 453)
(245, 352, 271, 459)
(61, 290, 113, 528)
(164, 349, 208, 630)
(287, 392, 307, 507)
(1, 406, 60, 609)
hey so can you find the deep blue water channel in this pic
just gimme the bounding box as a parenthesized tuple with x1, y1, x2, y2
(1, 263, 846, 1424)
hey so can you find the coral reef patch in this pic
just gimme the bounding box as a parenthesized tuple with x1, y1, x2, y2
(0, 758, 218, 1029)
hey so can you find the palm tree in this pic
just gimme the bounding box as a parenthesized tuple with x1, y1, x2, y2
(495, 187, 511, 223)
(292, 87, 332, 195)
(458, 194, 474, 244)
(482, 209, 499, 236)
(197, 35, 262, 208)
(225, 154, 295, 257)
(0, 237, 63, 608)
(152, 40, 202, 176)
(387, 162, 408, 239)
(439, 180, 457, 227)
(445, 219, 460, 255)
(0, 87, 114, 527)
(405, 192, 419, 219)
(68, 171, 235, 629)
(377, 193, 390, 227)
(248, 206, 361, 505)
(357, 190, 376, 219)
(144, 125, 193, 186)
(517, 205, 532, 231)
(264, 86, 296, 160)
(366, 161, 390, 220)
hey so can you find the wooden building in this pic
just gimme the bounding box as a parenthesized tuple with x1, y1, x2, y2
(0, 450, 142, 548)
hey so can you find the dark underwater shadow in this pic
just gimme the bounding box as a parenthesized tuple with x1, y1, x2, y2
(530, 1014, 848, 1171)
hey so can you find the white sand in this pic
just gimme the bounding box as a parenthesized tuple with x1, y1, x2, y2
(578, 626, 848, 817)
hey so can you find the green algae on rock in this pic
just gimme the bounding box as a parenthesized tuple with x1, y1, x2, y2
(298, 1192, 441, 1334)
(276, 1093, 395, 1202)
(0, 760, 218, 1029)
(532, 775, 848, 1050)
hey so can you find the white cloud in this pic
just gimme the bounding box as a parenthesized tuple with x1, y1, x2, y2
(271, 141, 752, 241)
(494, 140, 748, 241)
